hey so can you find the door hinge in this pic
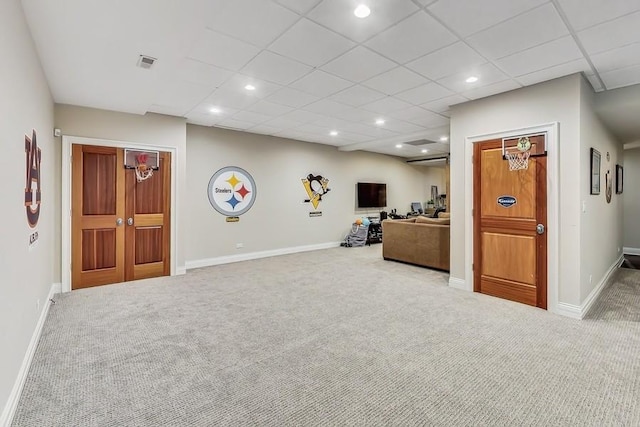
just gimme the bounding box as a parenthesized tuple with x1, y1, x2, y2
(472, 208, 474, 216)
(472, 263, 474, 271)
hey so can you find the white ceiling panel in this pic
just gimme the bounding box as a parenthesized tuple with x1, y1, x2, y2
(395, 82, 454, 105)
(274, 0, 322, 15)
(241, 51, 313, 85)
(365, 11, 457, 63)
(231, 110, 272, 124)
(302, 99, 353, 117)
(205, 0, 299, 47)
(280, 109, 325, 124)
(496, 36, 584, 77)
(178, 59, 234, 89)
(266, 87, 319, 108)
(246, 100, 294, 117)
(268, 18, 355, 67)
(421, 94, 469, 113)
(436, 63, 509, 93)
(152, 80, 211, 115)
(329, 85, 386, 107)
(262, 116, 306, 130)
(515, 58, 590, 87)
(590, 43, 640, 74)
(306, 0, 419, 43)
(217, 118, 257, 130)
(555, 0, 640, 31)
(289, 70, 353, 97)
(375, 119, 426, 134)
(361, 97, 414, 114)
(577, 11, 640, 55)
(321, 46, 396, 83)
(389, 107, 449, 128)
(427, 0, 547, 38)
(600, 64, 640, 90)
(189, 29, 261, 71)
(246, 124, 283, 135)
(466, 4, 568, 60)
(185, 113, 218, 127)
(333, 107, 379, 122)
(461, 79, 522, 100)
(406, 42, 486, 81)
(362, 67, 429, 95)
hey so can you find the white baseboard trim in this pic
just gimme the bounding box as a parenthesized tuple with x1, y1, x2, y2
(579, 254, 624, 319)
(623, 247, 640, 255)
(448, 277, 468, 291)
(185, 242, 343, 270)
(176, 266, 187, 275)
(1, 283, 59, 427)
(555, 302, 582, 319)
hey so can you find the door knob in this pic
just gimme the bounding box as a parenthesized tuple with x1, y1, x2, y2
(116, 218, 123, 226)
(536, 224, 545, 235)
(127, 217, 134, 226)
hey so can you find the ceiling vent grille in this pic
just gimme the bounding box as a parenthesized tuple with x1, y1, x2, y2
(137, 55, 157, 69)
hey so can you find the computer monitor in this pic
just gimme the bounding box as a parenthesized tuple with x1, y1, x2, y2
(411, 202, 422, 214)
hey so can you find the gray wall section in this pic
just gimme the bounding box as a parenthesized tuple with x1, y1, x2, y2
(623, 148, 640, 250)
(0, 0, 55, 421)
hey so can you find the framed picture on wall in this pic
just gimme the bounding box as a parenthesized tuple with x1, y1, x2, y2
(616, 164, 623, 194)
(590, 148, 601, 195)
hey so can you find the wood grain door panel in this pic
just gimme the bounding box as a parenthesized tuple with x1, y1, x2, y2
(474, 137, 547, 309)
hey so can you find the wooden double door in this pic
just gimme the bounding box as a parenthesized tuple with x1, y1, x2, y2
(473, 137, 547, 309)
(71, 144, 171, 289)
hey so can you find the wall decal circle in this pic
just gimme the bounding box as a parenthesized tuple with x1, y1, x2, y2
(207, 166, 257, 216)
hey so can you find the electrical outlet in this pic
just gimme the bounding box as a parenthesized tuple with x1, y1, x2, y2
(236, 243, 243, 249)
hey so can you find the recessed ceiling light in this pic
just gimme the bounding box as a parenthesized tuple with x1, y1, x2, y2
(209, 107, 221, 114)
(440, 136, 448, 141)
(395, 144, 403, 148)
(354, 4, 371, 18)
(244, 84, 256, 91)
(330, 130, 338, 136)
(465, 76, 478, 83)
(375, 119, 385, 125)
(421, 149, 428, 153)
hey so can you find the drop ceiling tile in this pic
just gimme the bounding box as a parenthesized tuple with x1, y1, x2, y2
(306, 0, 419, 43)
(329, 85, 386, 107)
(274, 0, 322, 15)
(395, 82, 454, 105)
(147, 104, 189, 117)
(280, 109, 325, 124)
(389, 107, 449, 128)
(496, 36, 583, 77)
(373, 119, 425, 134)
(246, 124, 283, 135)
(515, 58, 589, 86)
(600, 64, 640, 90)
(312, 115, 352, 128)
(241, 51, 313, 85)
(321, 46, 397, 83)
(205, 0, 299, 47)
(427, 0, 546, 38)
(362, 67, 429, 95)
(189, 102, 239, 118)
(462, 79, 522, 100)
(269, 18, 355, 67)
(577, 11, 640, 55)
(231, 110, 272, 124)
(263, 116, 305, 130)
(330, 131, 374, 143)
(216, 74, 282, 99)
(339, 122, 398, 139)
(266, 87, 319, 108)
(294, 123, 335, 135)
(186, 113, 217, 127)
(335, 108, 381, 122)
(406, 42, 486, 80)
(415, 0, 437, 5)
(361, 97, 413, 114)
(466, 4, 568, 60)
(302, 99, 353, 116)
(177, 59, 233, 89)
(420, 94, 469, 113)
(152, 80, 210, 115)
(590, 42, 640, 74)
(189, 29, 261, 71)
(555, 0, 640, 31)
(246, 100, 294, 117)
(217, 118, 256, 130)
(365, 11, 457, 63)
(436, 62, 509, 93)
(289, 70, 353, 97)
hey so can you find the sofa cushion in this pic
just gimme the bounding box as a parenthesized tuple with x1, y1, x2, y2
(416, 216, 450, 225)
(438, 212, 450, 219)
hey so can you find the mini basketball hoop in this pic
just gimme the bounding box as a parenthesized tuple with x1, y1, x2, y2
(502, 134, 547, 171)
(124, 149, 159, 182)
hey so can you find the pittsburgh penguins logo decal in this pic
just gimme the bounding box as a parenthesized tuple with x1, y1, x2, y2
(25, 130, 41, 228)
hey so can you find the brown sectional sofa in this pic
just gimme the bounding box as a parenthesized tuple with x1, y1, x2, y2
(381, 215, 450, 271)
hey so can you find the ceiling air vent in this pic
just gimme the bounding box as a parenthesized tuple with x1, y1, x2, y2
(137, 55, 157, 69)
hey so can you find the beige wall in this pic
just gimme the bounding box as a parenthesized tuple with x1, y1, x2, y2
(185, 125, 429, 262)
(0, 0, 55, 422)
(54, 105, 188, 271)
(623, 148, 640, 250)
(450, 75, 582, 306)
(578, 77, 624, 302)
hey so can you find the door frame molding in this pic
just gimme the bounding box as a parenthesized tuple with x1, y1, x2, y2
(61, 135, 178, 293)
(464, 122, 559, 313)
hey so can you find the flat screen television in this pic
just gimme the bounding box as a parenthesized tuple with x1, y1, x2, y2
(357, 182, 387, 208)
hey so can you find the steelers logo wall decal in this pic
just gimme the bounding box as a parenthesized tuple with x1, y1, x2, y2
(207, 166, 256, 217)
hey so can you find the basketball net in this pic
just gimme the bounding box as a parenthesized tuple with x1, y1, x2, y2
(135, 153, 153, 182)
(505, 149, 530, 171)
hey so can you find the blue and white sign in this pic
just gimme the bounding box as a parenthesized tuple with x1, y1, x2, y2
(497, 195, 517, 208)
